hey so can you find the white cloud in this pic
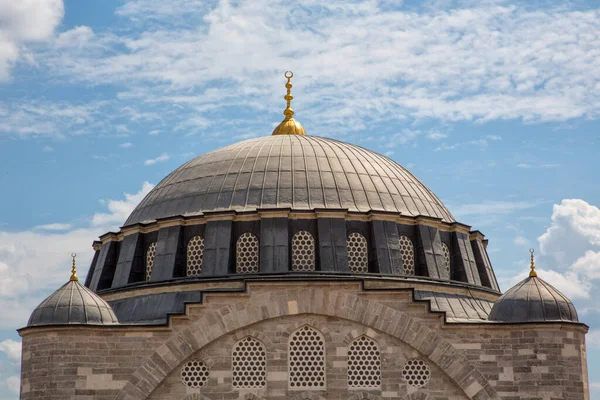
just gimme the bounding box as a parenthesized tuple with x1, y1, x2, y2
(0, 182, 154, 329)
(571, 251, 600, 280)
(92, 182, 154, 227)
(33, 223, 72, 231)
(144, 153, 169, 166)
(42, 145, 54, 152)
(588, 330, 600, 348)
(513, 235, 529, 246)
(0, 340, 21, 364)
(32, 1, 600, 126)
(516, 163, 560, 169)
(0, 0, 64, 80)
(453, 200, 537, 217)
(533, 268, 591, 300)
(119, 142, 134, 148)
(5, 375, 19, 394)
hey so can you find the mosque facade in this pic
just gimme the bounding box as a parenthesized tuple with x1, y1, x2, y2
(18, 73, 590, 400)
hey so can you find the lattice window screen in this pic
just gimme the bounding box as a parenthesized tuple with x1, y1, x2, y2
(288, 326, 325, 389)
(236, 232, 259, 273)
(399, 235, 415, 275)
(401, 359, 431, 388)
(441, 242, 451, 276)
(145, 242, 157, 281)
(291, 230, 316, 271)
(187, 235, 205, 276)
(232, 337, 267, 388)
(181, 359, 209, 388)
(347, 336, 381, 388)
(347, 232, 368, 273)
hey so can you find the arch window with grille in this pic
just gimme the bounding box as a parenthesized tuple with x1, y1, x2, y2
(187, 235, 205, 276)
(399, 235, 415, 275)
(347, 232, 368, 273)
(291, 230, 316, 271)
(181, 359, 209, 388)
(232, 337, 267, 388)
(347, 336, 381, 389)
(288, 326, 325, 389)
(236, 233, 259, 273)
(145, 242, 157, 281)
(441, 242, 451, 276)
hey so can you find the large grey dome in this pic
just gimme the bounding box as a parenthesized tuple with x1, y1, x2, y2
(28, 280, 119, 327)
(488, 276, 578, 323)
(125, 135, 454, 226)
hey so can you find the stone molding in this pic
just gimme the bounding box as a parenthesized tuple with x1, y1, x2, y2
(112, 288, 498, 400)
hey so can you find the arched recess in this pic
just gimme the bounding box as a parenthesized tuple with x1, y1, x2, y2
(114, 289, 497, 400)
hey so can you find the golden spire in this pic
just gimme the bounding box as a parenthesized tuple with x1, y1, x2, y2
(529, 248, 537, 277)
(70, 253, 79, 282)
(272, 71, 306, 135)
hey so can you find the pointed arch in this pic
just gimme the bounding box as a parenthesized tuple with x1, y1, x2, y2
(288, 325, 325, 390)
(232, 336, 266, 388)
(347, 335, 381, 389)
(115, 289, 497, 400)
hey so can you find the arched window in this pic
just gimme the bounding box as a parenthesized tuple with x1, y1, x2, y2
(145, 242, 157, 281)
(347, 232, 368, 273)
(232, 337, 267, 388)
(291, 230, 315, 271)
(236, 232, 259, 273)
(441, 242, 451, 276)
(347, 336, 381, 389)
(288, 326, 325, 389)
(187, 235, 205, 276)
(399, 235, 415, 275)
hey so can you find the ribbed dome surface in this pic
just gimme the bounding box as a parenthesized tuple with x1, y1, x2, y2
(125, 135, 454, 225)
(28, 280, 119, 327)
(488, 276, 578, 323)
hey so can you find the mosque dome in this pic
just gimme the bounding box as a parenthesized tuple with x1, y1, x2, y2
(125, 135, 455, 226)
(488, 253, 578, 323)
(83, 72, 502, 324)
(28, 256, 119, 327)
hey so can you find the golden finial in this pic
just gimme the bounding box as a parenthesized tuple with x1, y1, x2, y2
(272, 71, 306, 135)
(70, 253, 79, 282)
(529, 248, 537, 277)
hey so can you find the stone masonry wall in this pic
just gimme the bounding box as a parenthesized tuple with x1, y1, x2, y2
(19, 283, 589, 400)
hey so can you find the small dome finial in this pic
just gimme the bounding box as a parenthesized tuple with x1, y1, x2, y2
(272, 71, 306, 135)
(70, 253, 79, 281)
(529, 248, 537, 277)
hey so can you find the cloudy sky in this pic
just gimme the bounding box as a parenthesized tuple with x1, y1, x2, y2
(0, 0, 599, 398)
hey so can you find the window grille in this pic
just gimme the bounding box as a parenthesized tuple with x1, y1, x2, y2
(347, 336, 381, 388)
(441, 242, 451, 276)
(401, 359, 430, 388)
(236, 233, 259, 273)
(291, 230, 315, 271)
(232, 337, 267, 388)
(187, 235, 205, 276)
(181, 359, 209, 388)
(347, 232, 368, 273)
(288, 326, 325, 389)
(399, 235, 415, 275)
(145, 242, 157, 281)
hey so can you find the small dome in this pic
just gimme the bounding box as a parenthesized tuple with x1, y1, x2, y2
(28, 280, 119, 327)
(488, 276, 578, 323)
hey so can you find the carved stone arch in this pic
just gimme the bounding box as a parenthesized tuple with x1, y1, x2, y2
(114, 289, 497, 400)
(347, 392, 384, 400)
(289, 391, 327, 400)
(283, 319, 334, 343)
(343, 327, 382, 345)
(230, 327, 274, 348)
(399, 393, 431, 400)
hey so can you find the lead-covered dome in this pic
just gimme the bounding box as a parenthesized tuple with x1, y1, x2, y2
(125, 135, 454, 226)
(488, 275, 578, 323)
(28, 279, 119, 327)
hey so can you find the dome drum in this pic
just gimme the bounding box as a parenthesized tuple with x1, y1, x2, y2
(86, 209, 499, 294)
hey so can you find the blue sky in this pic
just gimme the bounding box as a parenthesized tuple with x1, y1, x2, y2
(0, 0, 599, 398)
